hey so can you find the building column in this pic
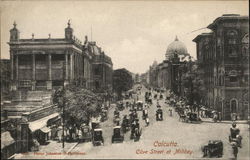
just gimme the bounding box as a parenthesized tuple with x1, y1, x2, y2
(10, 51, 17, 91)
(16, 55, 19, 80)
(47, 54, 52, 90)
(11, 51, 14, 80)
(70, 53, 74, 81)
(32, 54, 36, 90)
(64, 53, 69, 86)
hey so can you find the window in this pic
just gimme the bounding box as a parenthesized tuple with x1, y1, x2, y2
(19, 80, 31, 87)
(231, 99, 237, 113)
(227, 30, 238, 45)
(229, 76, 237, 82)
(228, 47, 237, 57)
(242, 46, 249, 57)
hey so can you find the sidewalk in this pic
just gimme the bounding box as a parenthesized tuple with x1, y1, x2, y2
(14, 140, 78, 159)
(201, 118, 249, 124)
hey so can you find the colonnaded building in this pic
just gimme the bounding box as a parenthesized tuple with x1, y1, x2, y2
(8, 21, 113, 92)
(4, 21, 113, 120)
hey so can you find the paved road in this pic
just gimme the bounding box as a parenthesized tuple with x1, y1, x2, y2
(66, 85, 249, 159)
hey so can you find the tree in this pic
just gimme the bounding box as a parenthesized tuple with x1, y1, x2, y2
(113, 68, 133, 100)
(52, 84, 103, 127)
(182, 61, 205, 114)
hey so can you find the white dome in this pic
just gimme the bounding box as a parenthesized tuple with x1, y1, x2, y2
(166, 36, 188, 60)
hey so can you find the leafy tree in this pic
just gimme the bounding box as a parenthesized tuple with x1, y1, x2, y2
(181, 61, 206, 114)
(52, 84, 103, 127)
(113, 68, 133, 100)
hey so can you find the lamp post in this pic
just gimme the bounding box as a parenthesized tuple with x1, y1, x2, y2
(62, 85, 65, 149)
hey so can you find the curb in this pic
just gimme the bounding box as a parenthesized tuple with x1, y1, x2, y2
(201, 120, 248, 124)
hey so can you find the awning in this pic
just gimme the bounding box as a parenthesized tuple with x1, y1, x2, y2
(29, 113, 59, 132)
(40, 127, 51, 133)
(1, 131, 15, 149)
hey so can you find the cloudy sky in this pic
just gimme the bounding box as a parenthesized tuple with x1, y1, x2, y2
(1, 1, 248, 74)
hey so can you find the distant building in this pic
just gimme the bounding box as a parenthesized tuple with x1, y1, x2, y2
(193, 14, 249, 120)
(83, 38, 113, 93)
(149, 36, 189, 94)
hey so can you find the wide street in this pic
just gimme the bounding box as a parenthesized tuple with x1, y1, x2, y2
(63, 85, 250, 159)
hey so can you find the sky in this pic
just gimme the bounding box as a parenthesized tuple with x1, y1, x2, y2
(0, 1, 248, 74)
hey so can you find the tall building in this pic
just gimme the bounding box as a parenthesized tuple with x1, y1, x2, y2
(83, 39, 113, 93)
(8, 21, 86, 91)
(193, 33, 214, 107)
(193, 14, 249, 120)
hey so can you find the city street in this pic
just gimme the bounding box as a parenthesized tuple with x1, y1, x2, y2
(63, 85, 250, 159)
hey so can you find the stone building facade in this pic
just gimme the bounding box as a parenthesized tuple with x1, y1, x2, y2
(83, 39, 113, 93)
(8, 21, 86, 90)
(8, 21, 113, 93)
(193, 14, 249, 120)
(193, 33, 214, 107)
(148, 36, 189, 95)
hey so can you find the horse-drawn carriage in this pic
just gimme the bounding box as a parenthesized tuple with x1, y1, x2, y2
(79, 124, 92, 142)
(92, 128, 104, 146)
(156, 108, 163, 121)
(178, 111, 201, 123)
(112, 126, 124, 143)
(101, 109, 108, 122)
(122, 116, 130, 133)
(202, 140, 223, 158)
(136, 101, 143, 111)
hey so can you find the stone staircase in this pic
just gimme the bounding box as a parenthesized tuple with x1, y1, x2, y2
(3, 90, 53, 117)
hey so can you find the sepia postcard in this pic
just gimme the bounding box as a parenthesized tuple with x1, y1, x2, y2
(0, 0, 249, 159)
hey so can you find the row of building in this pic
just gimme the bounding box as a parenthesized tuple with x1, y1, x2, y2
(145, 14, 249, 120)
(1, 21, 117, 159)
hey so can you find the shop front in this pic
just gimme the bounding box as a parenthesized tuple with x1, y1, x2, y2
(28, 113, 60, 145)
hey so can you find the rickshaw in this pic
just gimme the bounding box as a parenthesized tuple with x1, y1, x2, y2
(91, 121, 100, 130)
(111, 126, 124, 143)
(121, 116, 130, 133)
(202, 140, 223, 158)
(113, 115, 120, 125)
(136, 101, 143, 111)
(159, 94, 163, 99)
(80, 125, 92, 142)
(142, 108, 148, 120)
(154, 94, 157, 99)
(101, 110, 108, 122)
(185, 112, 201, 123)
(92, 128, 104, 146)
(229, 127, 242, 148)
(156, 108, 163, 121)
(117, 101, 124, 111)
(133, 127, 142, 142)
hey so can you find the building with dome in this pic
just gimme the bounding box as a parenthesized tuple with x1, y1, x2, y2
(149, 36, 190, 94)
(165, 36, 189, 60)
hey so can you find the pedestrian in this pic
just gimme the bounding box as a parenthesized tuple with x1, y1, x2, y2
(218, 112, 222, 122)
(169, 108, 173, 117)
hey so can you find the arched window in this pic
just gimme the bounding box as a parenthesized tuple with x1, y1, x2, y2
(227, 30, 238, 44)
(242, 46, 249, 57)
(229, 70, 238, 82)
(230, 99, 238, 113)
